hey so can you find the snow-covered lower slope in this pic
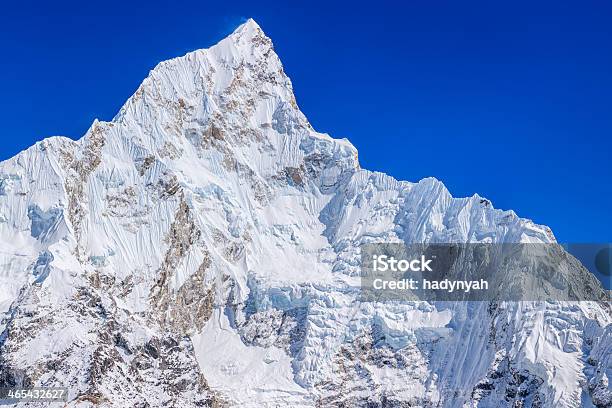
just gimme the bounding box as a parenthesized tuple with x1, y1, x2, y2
(0, 19, 610, 407)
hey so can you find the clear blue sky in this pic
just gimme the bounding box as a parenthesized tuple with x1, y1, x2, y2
(1, 0, 610, 242)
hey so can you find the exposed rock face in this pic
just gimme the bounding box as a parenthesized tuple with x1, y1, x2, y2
(0, 19, 610, 407)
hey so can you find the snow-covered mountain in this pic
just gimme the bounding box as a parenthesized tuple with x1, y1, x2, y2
(0, 19, 610, 407)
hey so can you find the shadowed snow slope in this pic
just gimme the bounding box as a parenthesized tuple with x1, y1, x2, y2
(0, 19, 610, 407)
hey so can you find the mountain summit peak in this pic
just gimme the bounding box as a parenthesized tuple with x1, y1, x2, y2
(111, 16, 297, 142)
(223, 17, 268, 51)
(232, 18, 262, 35)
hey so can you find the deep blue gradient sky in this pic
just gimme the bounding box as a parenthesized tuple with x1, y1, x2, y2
(1, 1, 610, 242)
